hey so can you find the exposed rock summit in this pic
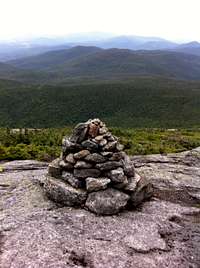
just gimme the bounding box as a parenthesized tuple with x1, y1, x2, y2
(44, 119, 153, 215)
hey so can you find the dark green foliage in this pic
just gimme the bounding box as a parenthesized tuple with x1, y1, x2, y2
(0, 128, 200, 161)
(0, 77, 200, 128)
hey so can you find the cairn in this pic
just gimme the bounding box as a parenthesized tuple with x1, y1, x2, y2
(44, 119, 153, 215)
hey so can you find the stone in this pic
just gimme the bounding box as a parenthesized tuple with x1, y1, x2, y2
(123, 177, 137, 192)
(116, 143, 124, 151)
(88, 122, 99, 138)
(109, 152, 124, 161)
(65, 153, 76, 164)
(123, 155, 135, 177)
(101, 151, 113, 157)
(96, 161, 122, 171)
(48, 158, 62, 178)
(107, 167, 127, 183)
(59, 160, 74, 171)
(99, 139, 107, 147)
(99, 126, 108, 135)
(74, 161, 93, 169)
(130, 175, 153, 207)
(62, 138, 82, 153)
(74, 168, 101, 179)
(85, 188, 130, 215)
(86, 177, 111, 192)
(81, 140, 99, 151)
(103, 141, 117, 151)
(113, 177, 129, 189)
(73, 150, 90, 160)
(62, 171, 83, 188)
(85, 153, 106, 163)
(44, 176, 87, 207)
(70, 123, 88, 143)
(94, 135, 104, 142)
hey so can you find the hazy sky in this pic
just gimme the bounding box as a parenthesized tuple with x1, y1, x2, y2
(0, 0, 199, 41)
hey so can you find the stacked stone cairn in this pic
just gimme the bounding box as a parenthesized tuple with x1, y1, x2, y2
(44, 119, 153, 215)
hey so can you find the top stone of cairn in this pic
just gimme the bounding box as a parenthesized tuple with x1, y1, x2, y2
(44, 119, 153, 215)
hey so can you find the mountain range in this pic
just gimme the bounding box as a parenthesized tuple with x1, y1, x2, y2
(1, 34, 200, 61)
(0, 45, 199, 83)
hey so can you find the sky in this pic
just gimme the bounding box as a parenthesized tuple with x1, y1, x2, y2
(0, 0, 199, 42)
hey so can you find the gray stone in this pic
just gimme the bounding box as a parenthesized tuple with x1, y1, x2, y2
(65, 153, 76, 164)
(70, 123, 88, 143)
(123, 177, 137, 192)
(59, 160, 74, 171)
(74, 168, 101, 179)
(62, 171, 83, 188)
(101, 151, 113, 157)
(85, 153, 106, 163)
(103, 141, 117, 151)
(116, 143, 124, 151)
(130, 175, 153, 207)
(74, 161, 93, 169)
(99, 138, 107, 147)
(123, 154, 135, 177)
(85, 188, 130, 215)
(81, 140, 99, 151)
(48, 158, 62, 178)
(44, 176, 87, 206)
(86, 177, 111, 192)
(94, 135, 104, 142)
(74, 150, 90, 160)
(107, 167, 127, 183)
(62, 137, 82, 153)
(109, 152, 124, 161)
(99, 126, 108, 135)
(96, 161, 122, 171)
(113, 177, 129, 189)
(123, 222, 167, 253)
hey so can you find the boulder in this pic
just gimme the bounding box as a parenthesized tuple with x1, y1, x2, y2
(44, 176, 87, 207)
(86, 177, 111, 192)
(85, 188, 130, 215)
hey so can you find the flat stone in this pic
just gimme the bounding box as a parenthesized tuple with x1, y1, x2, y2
(113, 177, 129, 189)
(123, 154, 135, 177)
(116, 143, 124, 151)
(48, 158, 62, 178)
(74, 168, 101, 179)
(96, 161, 122, 171)
(65, 153, 76, 164)
(99, 139, 107, 147)
(94, 135, 104, 142)
(81, 140, 99, 151)
(99, 126, 108, 135)
(62, 171, 83, 188)
(123, 177, 137, 192)
(74, 150, 90, 160)
(107, 167, 126, 183)
(103, 141, 117, 151)
(86, 177, 111, 192)
(74, 161, 93, 169)
(70, 123, 88, 143)
(59, 160, 74, 171)
(109, 152, 124, 161)
(44, 176, 87, 207)
(123, 222, 167, 253)
(85, 188, 130, 215)
(62, 138, 82, 153)
(130, 175, 153, 207)
(101, 151, 113, 157)
(85, 153, 106, 163)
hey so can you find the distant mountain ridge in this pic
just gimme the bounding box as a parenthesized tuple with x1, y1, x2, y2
(1, 34, 200, 61)
(4, 46, 200, 82)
